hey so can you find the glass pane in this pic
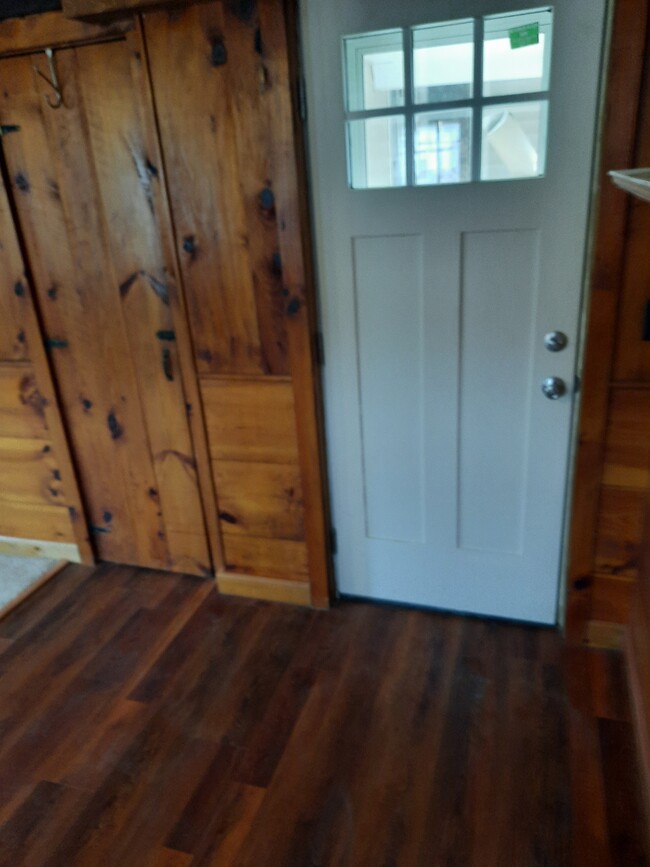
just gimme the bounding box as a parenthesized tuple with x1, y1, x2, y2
(347, 115, 406, 189)
(481, 100, 549, 180)
(412, 19, 474, 104)
(344, 29, 404, 112)
(414, 109, 472, 185)
(483, 8, 553, 97)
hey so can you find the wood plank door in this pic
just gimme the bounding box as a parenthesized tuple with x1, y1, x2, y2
(303, 0, 606, 623)
(0, 29, 212, 575)
(0, 172, 90, 560)
(143, 0, 331, 605)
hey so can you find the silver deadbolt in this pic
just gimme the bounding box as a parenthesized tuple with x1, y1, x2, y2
(542, 376, 566, 400)
(544, 331, 568, 352)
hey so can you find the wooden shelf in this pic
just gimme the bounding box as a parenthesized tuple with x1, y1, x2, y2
(609, 168, 650, 202)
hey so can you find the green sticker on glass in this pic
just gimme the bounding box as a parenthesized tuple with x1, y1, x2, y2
(508, 22, 539, 49)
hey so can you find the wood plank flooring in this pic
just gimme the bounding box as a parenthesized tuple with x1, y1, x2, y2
(0, 562, 646, 866)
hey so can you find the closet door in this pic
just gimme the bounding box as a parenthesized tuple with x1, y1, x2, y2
(144, 0, 330, 605)
(0, 174, 90, 559)
(0, 33, 211, 575)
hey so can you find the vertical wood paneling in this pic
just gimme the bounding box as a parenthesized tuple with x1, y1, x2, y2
(219, 2, 290, 375)
(567, 0, 650, 643)
(613, 31, 650, 383)
(0, 365, 49, 440)
(257, 0, 331, 605)
(0, 281, 29, 362)
(127, 22, 225, 575)
(0, 39, 210, 575)
(75, 37, 211, 575)
(0, 146, 90, 556)
(143, 4, 265, 376)
(1, 50, 165, 567)
(145, 1, 330, 604)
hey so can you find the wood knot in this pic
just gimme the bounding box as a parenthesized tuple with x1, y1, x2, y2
(287, 296, 301, 317)
(211, 38, 228, 67)
(14, 173, 29, 193)
(107, 410, 124, 441)
(259, 187, 275, 213)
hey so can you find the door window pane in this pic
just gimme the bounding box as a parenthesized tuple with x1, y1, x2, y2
(342, 8, 552, 187)
(481, 101, 548, 180)
(347, 115, 407, 189)
(412, 19, 474, 104)
(414, 109, 472, 185)
(344, 29, 405, 112)
(483, 8, 553, 97)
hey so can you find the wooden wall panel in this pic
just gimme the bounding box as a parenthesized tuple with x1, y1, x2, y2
(75, 36, 212, 575)
(0, 36, 210, 575)
(0, 500, 75, 542)
(612, 194, 650, 382)
(257, 0, 331, 605)
(201, 378, 308, 581)
(144, 4, 269, 376)
(200, 378, 299, 464)
(0, 364, 49, 439)
(594, 486, 645, 579)
(613, 27, 650, 384)
(221, 535, 308, 581)
(601, 390, 650, 490)
(145, 1, 330, 604)
(0, 437, 65, 506)
(627, 507, 650, 844)
(0, 287, 28, 362)
(214, 462, 304, 540)
(0, 121, 89, 555)
(567, 0, 650, 645)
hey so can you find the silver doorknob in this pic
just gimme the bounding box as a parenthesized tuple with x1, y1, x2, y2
(544, 331, 568, 352)
(542, 376, 566, 400)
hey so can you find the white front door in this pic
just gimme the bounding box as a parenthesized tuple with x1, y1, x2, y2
(302, 0, 606, 624)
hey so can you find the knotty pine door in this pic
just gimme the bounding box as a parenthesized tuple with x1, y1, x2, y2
(0, 30, 212, 575)
(144, 0, 330, 605)
(0, 174, 90, 559)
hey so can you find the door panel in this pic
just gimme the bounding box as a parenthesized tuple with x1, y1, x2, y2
(0, 158, 89, 554)
(458, 229, 539, 554)
(353, 234, 425, 544)
(303, 0, 607, 622)
(144, 0, 330, 603)
(0, 40, 210, 574)
(143, 3, 283, 377)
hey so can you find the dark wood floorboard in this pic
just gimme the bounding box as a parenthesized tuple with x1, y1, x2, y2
(0, 562, 646, 866)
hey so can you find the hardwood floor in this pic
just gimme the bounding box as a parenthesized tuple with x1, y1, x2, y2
(0, 562, 646, 866)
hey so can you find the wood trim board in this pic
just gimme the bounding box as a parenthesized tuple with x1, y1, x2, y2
(0, 10, 133, 56)
(216, 570, 311, 606)
(0, 535, 80, 561)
